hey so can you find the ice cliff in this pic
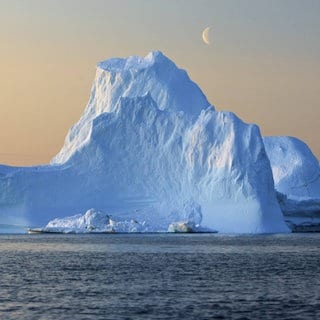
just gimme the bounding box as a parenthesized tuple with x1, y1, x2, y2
(0, 51, 289, 233)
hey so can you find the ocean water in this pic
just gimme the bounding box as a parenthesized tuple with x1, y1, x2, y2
(0, 234, 319, 320)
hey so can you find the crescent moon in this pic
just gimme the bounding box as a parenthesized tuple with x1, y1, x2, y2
(202, 26, 211, 45)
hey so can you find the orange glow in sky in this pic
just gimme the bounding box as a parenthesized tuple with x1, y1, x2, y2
(0, 0, 319, 165)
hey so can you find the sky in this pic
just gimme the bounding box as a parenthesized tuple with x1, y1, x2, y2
(0, 0, 319, 165)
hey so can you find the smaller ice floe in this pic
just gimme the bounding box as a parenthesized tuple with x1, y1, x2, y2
(167, 221, 217, 233)
(29, 209, 217, 234)
(35, 209, 147, 234)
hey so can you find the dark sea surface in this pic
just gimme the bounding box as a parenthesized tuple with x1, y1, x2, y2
(0, 233, 319, 320)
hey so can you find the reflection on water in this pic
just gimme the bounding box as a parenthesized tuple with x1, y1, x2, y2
(0, 234, 320, 320)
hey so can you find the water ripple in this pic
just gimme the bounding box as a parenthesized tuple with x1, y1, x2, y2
(0, 234, 319, 319)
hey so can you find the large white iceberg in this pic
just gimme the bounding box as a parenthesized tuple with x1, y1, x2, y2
(0, 51, 289, 233)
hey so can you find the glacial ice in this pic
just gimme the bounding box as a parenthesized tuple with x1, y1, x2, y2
(264, 136, 320, 219)
(0, 51, 290, 233)
(52, 51, 211, 165)
(44, 209, 146, 233)
(41, 209, 215, 234)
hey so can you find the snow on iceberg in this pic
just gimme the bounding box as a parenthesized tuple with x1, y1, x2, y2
(43, 209, 146, 233)
(264, 136, 320, 219)
(39, 209, 213, 234)
(0, 51, 289, 233)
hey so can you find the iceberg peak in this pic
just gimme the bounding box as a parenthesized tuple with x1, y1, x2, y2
(52, 51, 212, 164)
(97, 50, 171, 72)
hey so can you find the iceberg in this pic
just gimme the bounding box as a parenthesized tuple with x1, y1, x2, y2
(0, 51, 289, 233)
(52, 51, 211, 165)
(264, 136, 320, 199)
(264, 136, 320, 227)
(41, 209, 146, 233)
(34, 209, 214, 234)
